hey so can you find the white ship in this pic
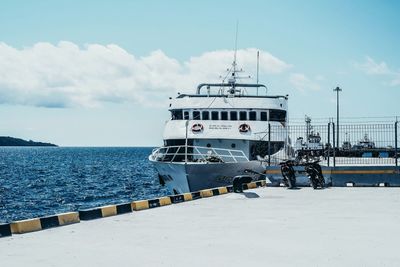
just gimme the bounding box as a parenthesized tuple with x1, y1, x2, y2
(149, 57, 289, 193)
(294, 116, 324, 153)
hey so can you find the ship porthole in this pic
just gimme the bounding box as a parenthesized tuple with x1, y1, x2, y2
(206, 143, 211, 148)
(231, 143, 236, 148)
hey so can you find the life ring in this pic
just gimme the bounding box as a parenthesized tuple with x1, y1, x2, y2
(192, 123, 204, 133)
(239, 123, 250, 133)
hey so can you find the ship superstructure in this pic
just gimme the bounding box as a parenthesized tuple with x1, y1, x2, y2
(149, 58, 289, 193)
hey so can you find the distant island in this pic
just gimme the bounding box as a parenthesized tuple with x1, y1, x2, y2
(0, 136, 57, 147)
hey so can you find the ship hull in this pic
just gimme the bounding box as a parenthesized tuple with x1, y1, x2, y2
(150, 159, 264, 193)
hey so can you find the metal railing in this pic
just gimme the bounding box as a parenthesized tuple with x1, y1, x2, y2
(268, 120, 400, 167)
(151, 119, 399, 167)
(150, 145, 249, 163)
(396, 120, 399, 167)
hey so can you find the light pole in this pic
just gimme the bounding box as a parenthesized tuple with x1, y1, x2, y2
(333, 86, 342, 148)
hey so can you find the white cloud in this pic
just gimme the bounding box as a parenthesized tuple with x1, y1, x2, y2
(354, 56, 400, 87)
(0, 42, 291, 108)
(289, 73, 320, 91)
(355, 56, 391, 75)
(390, 76, 400, 86)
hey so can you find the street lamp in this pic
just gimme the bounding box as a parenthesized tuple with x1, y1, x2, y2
(333, 86, 342, 148)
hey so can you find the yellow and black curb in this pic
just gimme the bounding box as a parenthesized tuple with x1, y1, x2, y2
(79, 202, 135, 220)
(131, 196, 172, 211)
(10, 212, 80, 234)
(2, 181, 267, 237)
(242, 180, 266, 190)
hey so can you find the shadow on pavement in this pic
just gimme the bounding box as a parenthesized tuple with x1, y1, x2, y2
(242, 192, 260, 198)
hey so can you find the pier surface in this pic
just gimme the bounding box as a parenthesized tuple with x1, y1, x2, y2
(1, 187, 399, 267)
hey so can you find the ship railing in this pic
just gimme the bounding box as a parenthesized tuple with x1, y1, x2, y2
(150, 145, 249, 163)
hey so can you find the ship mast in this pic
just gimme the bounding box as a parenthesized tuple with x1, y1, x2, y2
(305, 115, 312, 142)
(229, 21, 239, 88)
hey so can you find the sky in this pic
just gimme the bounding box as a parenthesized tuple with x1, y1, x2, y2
(0, 0, 399, 146)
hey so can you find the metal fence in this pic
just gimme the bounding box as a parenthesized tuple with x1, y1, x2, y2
(266, 120, 399, 167)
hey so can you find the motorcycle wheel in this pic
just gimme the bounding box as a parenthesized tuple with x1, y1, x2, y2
(310, 177, 317, 189)
(318, 175, 325, 188)
(287, 175, 296, 189)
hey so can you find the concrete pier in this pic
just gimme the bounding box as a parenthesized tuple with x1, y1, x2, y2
(1, 187, 399, 267)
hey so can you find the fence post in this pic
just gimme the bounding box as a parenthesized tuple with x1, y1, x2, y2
(327, 122, 331, 167)
(268, 123, 271, 166)
(395, 121, 398, 167)
(332, 122, 336, 167)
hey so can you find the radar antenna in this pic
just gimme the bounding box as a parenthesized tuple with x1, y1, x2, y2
(233, 21, 238, 75)
(221, 22, 251, 90)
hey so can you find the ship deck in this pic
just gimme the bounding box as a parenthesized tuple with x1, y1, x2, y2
(1, 187, 399, 267)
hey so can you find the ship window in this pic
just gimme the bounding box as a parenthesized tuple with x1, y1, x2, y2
(231, 143, 236, 148)
(249, 111, 257, 121)
(230, 111, 237, 121)
(260, 112, 268, 121)
(221, 111, 228, 120)
(211, 111, 219, 120)
(184, 111, 189, 120)
(202, 111, 209, 120)
(270, 109, 286, 122)
(171, 109, 183, 120)
(193, 111, 200, 120)
(239, 111, 247, 120)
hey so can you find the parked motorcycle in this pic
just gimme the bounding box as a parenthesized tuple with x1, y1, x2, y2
(279, 160, 297, 189)
(304, 160, 325, 189)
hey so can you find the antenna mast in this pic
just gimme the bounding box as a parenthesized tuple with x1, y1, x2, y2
(256, 50, 259, 84)
(233, 21, 239, 74)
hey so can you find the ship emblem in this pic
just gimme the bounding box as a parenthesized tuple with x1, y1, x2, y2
(238, 123, 251, 133)
(192, 123, 204, 133)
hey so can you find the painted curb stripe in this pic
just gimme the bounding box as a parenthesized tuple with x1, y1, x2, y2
(211, 188, 220, 196)
(159, 197, 172, 206)
(200, 189, 213, 198)
(183, 193, 193, 201)
(170, 194, 185, 203)
(148, 199, 161, 208)
(0, 223, 12, 238)
(58, 212, 80, 225)
(218, 187, 228, 194)
(11, 218, 42, 234)
(40, 215, 60, 229)
(226, 186, 234, 193)
(116, 203, 132, 214)
(264, 170, 281, 174)
(101, 205, 117, 217)
(242, 184, 249, 190)
(191, 191, 202, 200)
(331, 170, 397, 174)
(131, 200, 149, 211)
(79, 208, 102, 220)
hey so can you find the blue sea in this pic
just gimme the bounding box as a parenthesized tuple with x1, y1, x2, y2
(0, 147, 171, 223)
